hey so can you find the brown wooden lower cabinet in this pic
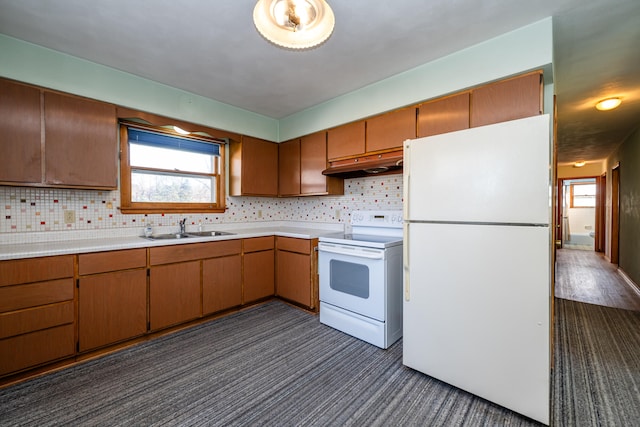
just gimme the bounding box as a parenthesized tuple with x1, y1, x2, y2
(243, 237, 275, 303)
(0, 324, 75, 376)
(1, 236, 324, 380)
(0, 255, 75, 377)
(77, 248, 147, 352)
(203, 255, 242, 315)
(150, 261, 201, 331)
(78, 270, 147, 352)
(276, 237, 318, 310)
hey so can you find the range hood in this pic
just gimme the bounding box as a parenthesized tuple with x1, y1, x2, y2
(322, 150, 403, 178)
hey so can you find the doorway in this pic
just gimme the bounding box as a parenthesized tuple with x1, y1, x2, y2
(559, 177, 597, 250)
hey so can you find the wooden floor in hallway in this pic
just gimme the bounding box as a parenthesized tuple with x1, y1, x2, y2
(555, 248, 640, 311)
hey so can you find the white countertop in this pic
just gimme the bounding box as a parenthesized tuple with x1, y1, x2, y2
(0, 222, 344, 261)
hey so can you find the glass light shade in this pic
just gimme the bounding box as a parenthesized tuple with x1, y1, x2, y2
(173, 126, 190, 135)
(253, 0, 335, 50)
(595, 98, 621, 111)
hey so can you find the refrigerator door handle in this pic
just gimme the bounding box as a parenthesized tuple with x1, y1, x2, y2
(403, 222, 410, 301)
(403, 142, 410, 221)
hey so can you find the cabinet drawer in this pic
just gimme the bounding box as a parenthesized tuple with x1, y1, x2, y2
(0, 301, 74, 339)
(0, 279, 74, 312)
(199, 239, 242, 259)
(0, 324, 75, 376)
(277, 237, 312, 254)
(150, 242, 208, 265)
(243, 236, 275, 253)
(0, 255, 74, 287)
(79, 248, 146, 275)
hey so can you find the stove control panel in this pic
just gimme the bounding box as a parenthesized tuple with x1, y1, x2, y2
(351, 210, 403, 228)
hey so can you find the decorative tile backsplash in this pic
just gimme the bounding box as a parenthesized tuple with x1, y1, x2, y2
(1, 175, 403, 241)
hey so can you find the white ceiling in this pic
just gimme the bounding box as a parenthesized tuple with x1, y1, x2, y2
(1, 0, 639, 165)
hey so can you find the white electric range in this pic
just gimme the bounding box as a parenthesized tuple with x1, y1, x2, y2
(318, 210, 403, 349)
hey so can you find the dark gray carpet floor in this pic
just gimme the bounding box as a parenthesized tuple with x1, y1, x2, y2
(1, 298, 638, 426)
(553, 298, 640, 426)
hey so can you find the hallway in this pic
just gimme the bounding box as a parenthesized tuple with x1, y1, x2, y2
(555, 248, 640, 311)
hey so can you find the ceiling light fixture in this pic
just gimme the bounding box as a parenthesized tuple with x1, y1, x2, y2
(253, 0, 335, 50)
(595, 97, 622, 111)
(573, 161, 586, 168)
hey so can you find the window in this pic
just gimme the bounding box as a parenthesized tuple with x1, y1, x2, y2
(570, 182, 596, 208)
(120, 123, 226, 214)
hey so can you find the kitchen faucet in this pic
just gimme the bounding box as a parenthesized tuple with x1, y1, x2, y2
(179, 218, 186, 235)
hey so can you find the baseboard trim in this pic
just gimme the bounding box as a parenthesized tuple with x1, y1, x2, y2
(617, 268, 640, 297)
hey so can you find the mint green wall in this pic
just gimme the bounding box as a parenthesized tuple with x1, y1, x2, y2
(280, 18, 554, 141)
(0, 35, 279, 141)
(0, 18, 553, 142)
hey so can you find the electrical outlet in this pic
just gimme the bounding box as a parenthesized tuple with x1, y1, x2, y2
(64, 210, 75, 224)
(257, 210, 262, 218)
(336, 209, 341, 219)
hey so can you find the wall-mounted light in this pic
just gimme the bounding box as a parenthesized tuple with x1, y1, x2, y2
(253, 0, 335, 50)
(595, 97, 622, 111)
(573, 161, 586, 168)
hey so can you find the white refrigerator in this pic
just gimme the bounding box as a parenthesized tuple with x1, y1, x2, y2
(402, 114, 551, 425)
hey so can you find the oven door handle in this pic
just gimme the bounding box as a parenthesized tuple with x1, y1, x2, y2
(318, 245, 384, 260)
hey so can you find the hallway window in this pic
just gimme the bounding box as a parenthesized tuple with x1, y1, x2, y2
(570, 182, 596, 208)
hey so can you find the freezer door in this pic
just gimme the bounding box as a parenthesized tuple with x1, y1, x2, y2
(403, 222, 550, 425)
(404, 115, 550, 225)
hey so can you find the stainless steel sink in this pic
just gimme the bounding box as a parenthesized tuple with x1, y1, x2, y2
(185, 231, 236, 237)
(142, 233, 192, 240)
(141, 231, 235, 240)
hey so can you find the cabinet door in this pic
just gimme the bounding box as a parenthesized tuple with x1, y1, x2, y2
(78, 269, 147, 352)
(470, 72, 542, 128)
(44, 92, 117, 188)
(327, 121, 365, 160)
(278, 138, 301, 196)
(243, 250, 275, 303)
(366, 107, 416, 152)
(300, 131, 342, 195)
(235, 136, 278, 196)
(0, 79, 42, 184)
(203, 255, 242, 315)
(150, 261, 201, 331)
(418, 92, 470, 137)
(276, 250, 312, 308)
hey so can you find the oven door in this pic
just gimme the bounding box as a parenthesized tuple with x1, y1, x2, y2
(318, 242, 386, 321)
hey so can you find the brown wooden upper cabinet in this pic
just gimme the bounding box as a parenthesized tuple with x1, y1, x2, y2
(327, 121, 365, 160)
(0, 79, 42, 184)
(278, 138, 301, 196)
(279, 131, 343, 197)
(418, 92, 470, 138)
(366, 107, 416, 152)
(44, 92, 117, 188)
(470, 71, 543, 127)
(302, 132, 334, 195)
(0, 78, 118, 189)
(230, 135, 278, 196)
